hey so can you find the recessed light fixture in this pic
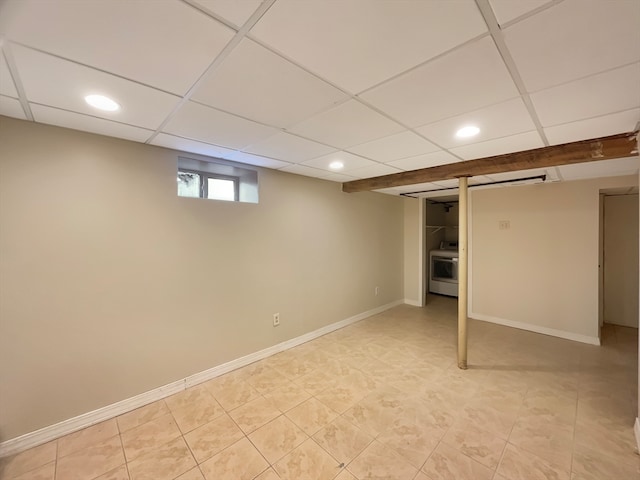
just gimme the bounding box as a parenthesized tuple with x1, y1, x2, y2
(329, 161, 344, 170)
(84, 94, 120, 112)
(456, 125, 480, 138)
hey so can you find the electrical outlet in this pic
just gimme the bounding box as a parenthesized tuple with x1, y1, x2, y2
(375, 286, 379, 296)
(273, 313, 280, 327)
(499, 220, 510, 230)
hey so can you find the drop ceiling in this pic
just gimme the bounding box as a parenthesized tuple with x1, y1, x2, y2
(0, 0, 638, 196)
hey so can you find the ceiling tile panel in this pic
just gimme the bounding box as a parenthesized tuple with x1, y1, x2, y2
(301, 151, 379, 173)
(12, 45, 181, 130)
(0, 52, 18, 97)
(544, 109, 640, 146)
(558, 157, 639, 180)
(191, 38, 346, 128)
(347, 131, 439, 162)
(31, 104, 154, 142)
(386, 151, 462, 171)
(346, 163, 403, 180)
(320, 172, 356, 182)
(244, 132, 336, 163)
(0, 95, 27, 120)
(279, 164, 330, 179)
(191, 0, 263, 27)
(449, 131, 544, 160)
(250, 0, 487, 93)
(416, 98, 536, 148)
(163, 101, 278, 150)
(288, 99, 404, 149)
(0, 0, 234, 95)
(503, 0, 640, 92)
(530, 63, 640, 127)
(150, 133, 238, 160)
(488, 0, 552, 26)
(228, 151, 291, 169)
(362, 37, 519, 127)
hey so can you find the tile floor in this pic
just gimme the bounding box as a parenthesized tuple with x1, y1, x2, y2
(2, 296, 639, 480)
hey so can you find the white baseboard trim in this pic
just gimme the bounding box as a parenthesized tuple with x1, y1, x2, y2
(635, 418, 640, 454)
(0, 300, 403, 458)
(403, 299, 422, 307)
(470, 312, 601, 346)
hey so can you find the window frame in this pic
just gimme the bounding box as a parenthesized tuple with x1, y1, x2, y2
(178, 168, 240, 202)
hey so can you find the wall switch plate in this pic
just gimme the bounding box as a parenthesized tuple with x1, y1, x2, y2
(375, 286, 379, 296)
(273, 313, 280, 327)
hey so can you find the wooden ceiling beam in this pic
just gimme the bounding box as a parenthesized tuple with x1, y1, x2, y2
(342, 131, 639, 193)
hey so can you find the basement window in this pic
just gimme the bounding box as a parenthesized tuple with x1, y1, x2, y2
(178, 170, 239, 202)
(177, 156, 258, 203)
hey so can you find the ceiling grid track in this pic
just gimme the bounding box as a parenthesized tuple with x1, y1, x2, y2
(500, 0, 566, 30)
(1, 38, 34, 121)
(144, 0, 277, 145)
(242, 32, 487, 162)
(474, 0, 550, 147)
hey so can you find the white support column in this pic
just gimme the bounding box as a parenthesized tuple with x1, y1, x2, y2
(458, 176, 469, 369)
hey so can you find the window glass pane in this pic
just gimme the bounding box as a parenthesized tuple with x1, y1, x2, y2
(208, 178, 236, 201)
(177, 171, 200, 198)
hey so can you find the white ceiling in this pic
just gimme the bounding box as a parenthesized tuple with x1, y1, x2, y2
(0, 0, 638, 196)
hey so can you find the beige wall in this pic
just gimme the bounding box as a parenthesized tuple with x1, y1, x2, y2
(470, 175, 638, 342)
(403, 197, 421, 305)
(604, 194, 639, 327)
(0, 117, 404, 440)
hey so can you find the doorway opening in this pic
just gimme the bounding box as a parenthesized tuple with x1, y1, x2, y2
(425, 196, 459, 307)
(598, 187, 639, 342)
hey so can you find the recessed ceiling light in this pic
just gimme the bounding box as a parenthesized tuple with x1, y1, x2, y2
(329, 161, 344, 170)
(456, 126, 480, 138)
(84, 94, 120, 112)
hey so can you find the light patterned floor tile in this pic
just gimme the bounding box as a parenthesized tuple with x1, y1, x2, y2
(295, 369, 339, 395)
(126, 436, 196, 480)
(204, 375, 262, 411)
(55, 435, 125, 480)
(314, 383, 369, 413)
(497, 443, 570, 480)
(171, 397, 224, 434)
(263, 381, 312, 413)
(116, 400, 169, 433)
(376, 409, 445, 468)
(571, 443, 640, 480)
(10, 461, 55, 480)
(312, 416, 373, 464)
(286, 397, 339, 436)
(94, 464, 130, 480)
(335, 470, 358, 480)
(120, 413, 182, 462)
(199, 438, 269, 480)
(58, 419, 119, 457)
(249, 415, 308, 464)
(421, 442, 493, 480)
(0, 441, 57, 479)
(174, 467, 205, 480)
(245, 367, 292, 394)
(228, 396, 281, 434)
(441, 419, 507, 469)
(254, 468, 281, 480)
(508, 417, 573, 471)
(348, 440, 418, 480)
(184, 413, 244, 463)
(273, 438, 342, 480)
